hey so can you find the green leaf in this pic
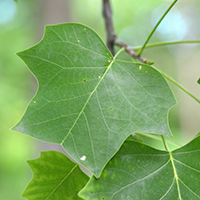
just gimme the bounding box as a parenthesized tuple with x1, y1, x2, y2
(197, 78, 200, 85)
(79, 135, 200, 200)
(13, 23, 176, 177)
(22, 151, 89, 200)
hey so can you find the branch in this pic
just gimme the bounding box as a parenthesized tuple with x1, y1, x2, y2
(102, 0, 153, 64)
(102, 0, 116, 55)
(114, 39, 154, 64)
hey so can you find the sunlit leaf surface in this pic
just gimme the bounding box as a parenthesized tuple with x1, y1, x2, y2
(79, 136, 200, 200)
(13, 23, 176, 177)
(22, 151, 89, 200)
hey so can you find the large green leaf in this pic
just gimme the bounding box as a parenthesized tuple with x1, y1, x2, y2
(22, 151, 89, 200)
(13, 23, 176, 177)
(79, 135, 200, 200)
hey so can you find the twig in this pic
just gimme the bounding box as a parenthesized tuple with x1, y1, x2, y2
(114, 38, 154, 64)
(102, 0, 153, 64)
(102, 0, 116, 55)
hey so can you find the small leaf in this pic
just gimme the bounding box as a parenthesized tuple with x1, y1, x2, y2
(22, 151, 89, 200)
(79, 135, 200, 200)
(197, 78, 200, 85)
(13, 23, 176, 177)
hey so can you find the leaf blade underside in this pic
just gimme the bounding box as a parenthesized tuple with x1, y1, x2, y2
(13, 23, 176, 177)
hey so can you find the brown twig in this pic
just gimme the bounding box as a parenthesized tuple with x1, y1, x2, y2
(114, 39, 154, 64)
(102, 0, 153, 64)
(102, 0, 116, 55)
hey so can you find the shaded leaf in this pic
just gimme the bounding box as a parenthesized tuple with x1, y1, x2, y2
(22, 151, 89, 200)
(79, 135, 200, 200)
(13, 23, 176, 177)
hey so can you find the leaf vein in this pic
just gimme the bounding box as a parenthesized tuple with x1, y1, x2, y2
(82, 111, 97, 172)
(60, 60, 114, 145)
(178, 178, 200, 199)
(110, 158, 171, 199)
(174, 159, 200, 173)
(111, 65, 159, 126)
(159, 177, 176, 199)
(45, 164, 78, 200)
(47, 27, 65, 42)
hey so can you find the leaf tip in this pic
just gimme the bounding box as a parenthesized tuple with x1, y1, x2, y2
(15, 51, 24, 60)
(197, 77, 200, 85)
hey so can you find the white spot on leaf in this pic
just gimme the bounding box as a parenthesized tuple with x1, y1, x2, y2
(78, 40, 80, 42)
(80, 155, 87, 161)
(98, 76, 101, 78)
(33, 101, 36, 103)
(108, 60, 111, 63)
(139, 65, 142, 70)
(84, 28, 86, 31)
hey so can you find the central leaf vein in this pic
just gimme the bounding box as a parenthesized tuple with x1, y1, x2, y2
(61, 59, 114, 144)
(169, 151, 182, 200)
(45, 164, 78, 200)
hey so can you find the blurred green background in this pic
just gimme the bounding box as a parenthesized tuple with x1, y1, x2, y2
(0, 0, 199, 199)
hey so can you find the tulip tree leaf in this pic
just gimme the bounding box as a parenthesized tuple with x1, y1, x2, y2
(13, 23, 176, 177)
(22, 151, 89, 200)
(79, 135, 200, 200)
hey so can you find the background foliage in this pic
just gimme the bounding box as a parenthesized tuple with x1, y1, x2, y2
(1, 0, 199, 199)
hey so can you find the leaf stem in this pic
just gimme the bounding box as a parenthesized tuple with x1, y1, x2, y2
(114, 39, 154, 64)
(135, 132, 181, 148)
(137, 0, 178, 56)
(133, 40, 200, 51)
(114, 48, 124, 59)
(156, 69, 200, 104)
(161, 135, 170, 151)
